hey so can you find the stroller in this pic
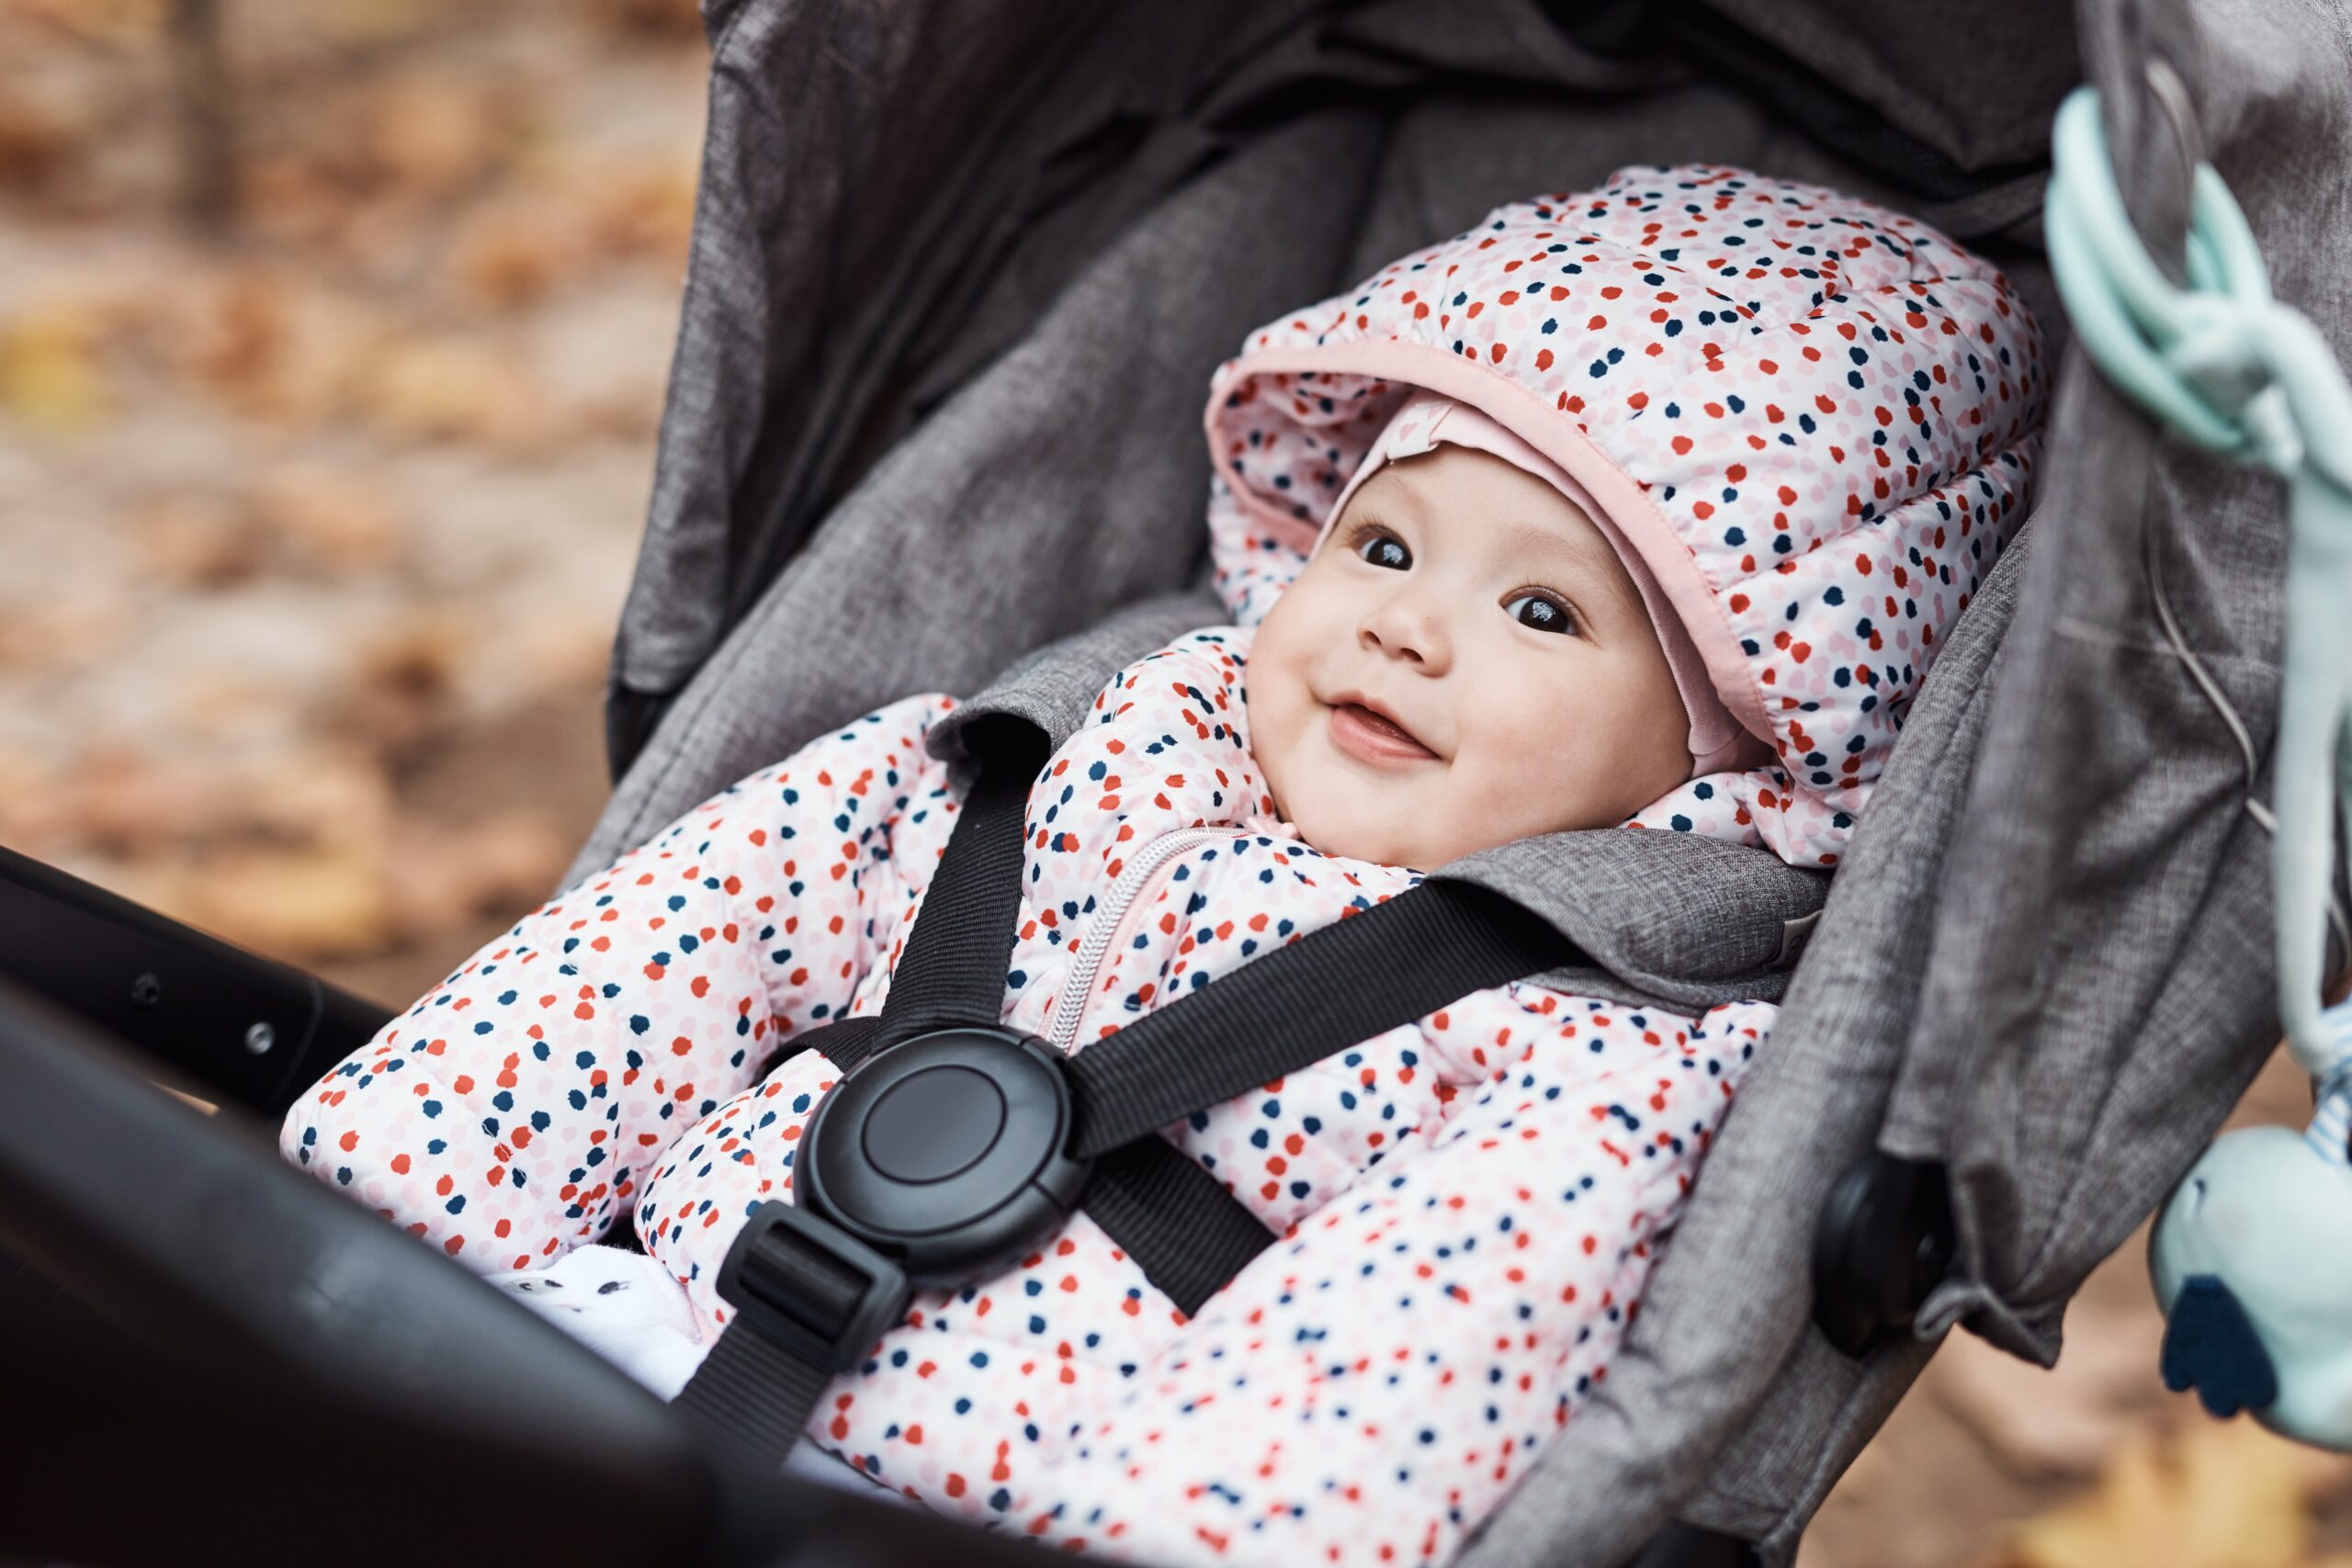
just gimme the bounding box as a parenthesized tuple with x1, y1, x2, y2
(3, 0, 2345, 1562)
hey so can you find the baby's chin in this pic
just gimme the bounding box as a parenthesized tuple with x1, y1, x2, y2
(1280, 779, 1453, 871)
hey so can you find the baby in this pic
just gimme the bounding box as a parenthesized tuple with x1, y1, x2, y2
(284, 164, 2044, 1566)
(1248, 395, 1743, 868)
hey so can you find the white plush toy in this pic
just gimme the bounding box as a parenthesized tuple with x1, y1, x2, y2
(497, 1243, 900, 1498)
(493, 1242, 711, 1401)
(2142, 220, 2352, 1445)
(2150, 1006, 2352, 1449)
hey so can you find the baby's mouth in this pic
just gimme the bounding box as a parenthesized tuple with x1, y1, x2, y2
(1328, 701, 1439, 764)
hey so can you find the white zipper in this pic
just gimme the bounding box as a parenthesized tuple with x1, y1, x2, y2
(1045, 825, 1246, 1054)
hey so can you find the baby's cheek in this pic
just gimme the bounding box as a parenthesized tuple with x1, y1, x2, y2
(1241, 661, 1306, 810)
(1459, 679, 1650, 840)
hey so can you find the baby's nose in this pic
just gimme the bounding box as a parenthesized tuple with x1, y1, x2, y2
(1359, 596, 1451, 670)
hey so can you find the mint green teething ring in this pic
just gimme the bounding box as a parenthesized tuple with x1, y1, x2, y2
(2046, 88, 2278, 458)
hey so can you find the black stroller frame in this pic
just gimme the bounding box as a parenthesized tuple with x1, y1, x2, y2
(4, 1, 2346, 1564)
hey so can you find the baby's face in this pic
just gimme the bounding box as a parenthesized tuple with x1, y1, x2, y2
(1245, 445, 1691, 869)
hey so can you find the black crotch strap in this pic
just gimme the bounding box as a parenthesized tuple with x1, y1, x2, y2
(673, 720, 1053, 1469)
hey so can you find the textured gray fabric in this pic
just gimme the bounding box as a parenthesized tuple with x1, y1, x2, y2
(1884, 0, 2349, 1363)
(588, 0, 2079, 883)
(620, 1, 1352, 707)
(608, 0, 2079, 748)
(1705, 0, 2080, 172)
(619, 0, 1080, 694)
(922, 586, 1227, 768)
(1440, 838, 1827, 1014)
(566, 110, 1383, 886)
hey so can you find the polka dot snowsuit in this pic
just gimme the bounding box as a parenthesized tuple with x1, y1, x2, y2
(284, 163, 2044, 1566)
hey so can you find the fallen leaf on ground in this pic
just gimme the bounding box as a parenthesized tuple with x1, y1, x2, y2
(241, 152, 366, 249)
(252, 468, 402, 572)
(309, 0, 440, 50)
(175, 671, 289, 741)
(334, 611, 471, 752)
(524, 628, 616, 697)
(1979, 1418, 2352, 1568)
(385, 809, 570, 942)
(6, 0, 164, 44)
(0, 749, 69, 854)
(576, 161, 695, 265)
(135, 495, 269, 589)
(177, 840, 391, 962)
(38, 736, 397, 863)
(1928, 1299, 2168, 1479)
(450, 198, 576, 310)
(239, 748, 398, 852)
(50, 746, 232, 861)
(0, 91, 73, 193)
(362, 75, 517, 202)
(357, 333, 548, 448)
(171, 268, 383, 427)
(586, 0, 703, 39)
(0, 299, 111, 430)
(0, 592, 131, 674)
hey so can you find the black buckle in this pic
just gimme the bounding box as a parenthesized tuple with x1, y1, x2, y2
(798, 1026, 1093, 1285)
(715, 1201, 910, 1372)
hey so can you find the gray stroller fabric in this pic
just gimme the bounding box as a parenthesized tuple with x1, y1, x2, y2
(576, 0, 2074, 877)
(572, 104, 1386, 878)
(563, 0, 2346, 1562)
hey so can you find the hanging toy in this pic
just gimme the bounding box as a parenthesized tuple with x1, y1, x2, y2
(2149, 1006, 2352, 1445)
(2046, 73, 2352, 1449)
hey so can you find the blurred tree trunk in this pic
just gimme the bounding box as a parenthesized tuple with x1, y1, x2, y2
(169, 0, 237, 233)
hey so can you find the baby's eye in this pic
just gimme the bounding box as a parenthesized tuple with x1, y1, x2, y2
(1505, 592, 1577, 635)
(1355, 532, 1411, 570)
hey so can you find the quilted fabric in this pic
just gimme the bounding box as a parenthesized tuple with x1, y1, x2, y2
(1205, 163, 2048, 866)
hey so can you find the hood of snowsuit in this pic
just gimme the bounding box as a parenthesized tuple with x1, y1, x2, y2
(1202, 162, 2049, 867)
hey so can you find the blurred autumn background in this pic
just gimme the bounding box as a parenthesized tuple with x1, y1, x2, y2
(0, 4, 2342, 1566)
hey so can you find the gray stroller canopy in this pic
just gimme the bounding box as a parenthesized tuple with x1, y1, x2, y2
(574, 0, 2352, 1562)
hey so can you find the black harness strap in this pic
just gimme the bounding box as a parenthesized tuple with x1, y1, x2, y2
(748, 722, 1042, 1079)
(1069, 880, 1578, 1314)
(1062, 880, 1577, 1159)
(865, 721, 1043, 1048)
(676, 1295, 843, 1463)
(675, 726, 1041, 1465)
(674, 725, 1581, 1467)
(784, 1014, 880, 1073)
(1084, 1136, 1280, 1316)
